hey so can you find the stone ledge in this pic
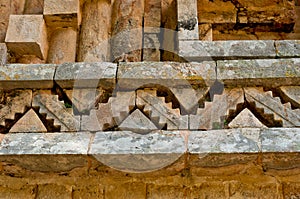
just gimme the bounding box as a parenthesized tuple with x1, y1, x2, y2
(179, 40, 300, 61)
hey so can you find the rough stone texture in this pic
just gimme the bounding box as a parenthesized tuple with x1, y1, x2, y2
(191, 183, 227, 199)
(147, 185, 187, 198)
(283, 183, 300, 199)
(78, 0, 111, 62)
(177, 0, 199, 40)
(0, 43, 7, 65)
(23, 0, 43, 14)
(54, 62, 117, 89)
(118, 109, 158, 134)
(137, 89, 188, 130)
(0, 90, 32, 131)
(117, 62, 216, 90)
(36, 184, 71, 199)
(5, 15, 48, 60)
(105, 183, 146, 199)
(275, 40, 300, 57)
(143, 33, 161, 61)
(72, 186, 104, 199)
(89, 131, 185, 172)
(32, 93, 80, 132)
(279, 86, 300, 108)
(44, 0, 80, 28)
(228, 108, 267, 128)
(199, 23, 212, 41)
(0, 64, 56, 89)
(245, 87, 300, 127)
(144, 0, 161, 28)
(188, 128, 260, 153)
(9, 109, 47, 133)
(190, 88, 244, 130)
(261, 128, 300, 152)
(111, 0, 144, 62)
(47, 28, 77, 64)
(0, 185, 36, 199)
(179, 40, 276, 61)
(217, 58, 300, 87)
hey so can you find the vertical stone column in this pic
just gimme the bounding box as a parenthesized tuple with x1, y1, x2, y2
(77, 0, 111, 62)
(111, 0, 144, 62)
(143, 0, 161, 61)
(177, 0, 199, 40)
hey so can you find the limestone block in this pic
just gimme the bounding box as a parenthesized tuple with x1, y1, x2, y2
(9, 109, 47, 133)
(0, 64, 56, 89)
(23, 0, 43, 14)
(78, 0, 111, 62)
(279, 86, 300, 108)
(179, 40, 276, 61)
(36, 184, 72, 199)
(44, 0, 80, 27)
(147, 185, 186, 199)
(118, 109, 158, 134)
(228, 108, 267, 128)
(72, 186, 104, 199)
(47, 28, 77, 64)
(0, 186, 36, 199)
(275, 40, 300, 57)
(54, 62, 117, 89)
(117, 62, 216, 90)
(111, 0, 144, 62)
(199, 24, 212, 41)
(177, 0, 199, 40)
(0, 90, 32, 132)
(191, 183, 226, 199)
(0, 43, 7, 65)
(217, 58, 300, 87)
(143, 33, 160, 61)
(244, 87, 300, 127)
(188, 128, 260, 154)
(144, 0, 161, 28)
(136, 89, 188, 130)
(5, 15, 48, 60)
(190, 88, 244, 130)
(283, 183, 300, 199)
(89, 131, 185, 172)
(32, 93, 80, 132)
(105, 183, 145, 199)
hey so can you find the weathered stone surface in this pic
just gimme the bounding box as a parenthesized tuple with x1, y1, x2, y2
(89, 131, 185, 172)
(23, 0, 43, 14)
(78, 0, 111, 62)
(9, 109, 47, 133)
(228, 108, 267, 128)
(36, 184, 71, 199)
(245, 87, 300, 127)
(17, 55, 44, 64)
(105, 183, 145, 199)
(0, 64, 56, 89)
(279, 86, 300, 108)
(72, 186, 104, 199)
(111, 0, 144, 62)
(188, 129, 260, 154)
(44, 0, 80, 28)
(197, 0, 237, 24)
(179, 40, 276, 61)
(47, 28, 77, 64)
(0, 43, 7, 65)
(65, 88, 104, 114)
(191, 183, 226, 199)
(54, 62, 117, 89)
(33, 93, 80, 132)
(137, 89, 188, 130)
(261, 128, 300, 152)
(81, 91, 135, 131)
(118, 109, 158, 134)
(217, 58, 300, 87)
(190, 88, 244, 130)
(275, 40, 300, 57)
(0, 90, 32, 131)
(144, 0, 161, 28)
(283, 183, 300, 199)
(177, 0, 199, 40)
(5, 15, 48, 60)
(199, 23, 212, 41)
(262, 153, 300, 170)
(117, 62, 216, 90)
(0, 132, 90, 154)
(147, 185, 186, 199)
(143, 33, 160, 61)
(0, 185, 36, 199)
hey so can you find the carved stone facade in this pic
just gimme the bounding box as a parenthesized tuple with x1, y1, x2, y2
(0, 0, 300, 198)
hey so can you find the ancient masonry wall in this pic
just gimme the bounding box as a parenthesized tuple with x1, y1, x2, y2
(0, 0, 300, 198)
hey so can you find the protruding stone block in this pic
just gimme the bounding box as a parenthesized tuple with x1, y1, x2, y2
(275, 40, 300, 57)
(23, 0, 44, 14)
(0, 43, 7, 65)
(5, 15, 48, 60)
(177, 0, 199, 40)
(44, 0, 81, 28)
(144, 0, 161, 28)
